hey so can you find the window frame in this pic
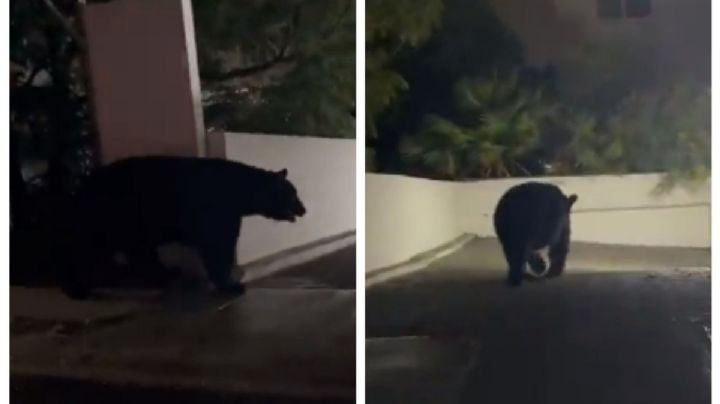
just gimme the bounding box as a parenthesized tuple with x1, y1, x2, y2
(597, 0, 652, 19)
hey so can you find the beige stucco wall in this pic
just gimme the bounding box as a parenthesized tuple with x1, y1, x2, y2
(83, 0, 205, 163)
(222, 133, 356, 264)
(366, 173, 710, 272)
(456, 174, 710, 246)
(365, 174, 458, 271)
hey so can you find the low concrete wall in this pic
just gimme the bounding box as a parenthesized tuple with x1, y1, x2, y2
(458, 174, 710, 247)
(366, 173, 710, 272)
(221, 133, 356, 264)
(366, 175, 458, 271)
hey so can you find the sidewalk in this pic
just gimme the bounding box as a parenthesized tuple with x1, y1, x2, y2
(11, 245, 356, 403)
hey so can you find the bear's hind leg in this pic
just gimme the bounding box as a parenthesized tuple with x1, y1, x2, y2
(59, 243, 104, 300)
(59, 262, 92, 300)
(501, 241, 528, 287)
(547, 227, 570, 277)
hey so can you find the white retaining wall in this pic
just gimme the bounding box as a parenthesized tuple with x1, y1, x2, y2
(222, 133, 356, 264)
(365, 175, 458, 271)
(366, 173, 710, 272)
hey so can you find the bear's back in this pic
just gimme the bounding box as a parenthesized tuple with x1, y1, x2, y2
(69, 156, 272, 239)
(83, 156, 260, 194)
(493, 182, 569, 244)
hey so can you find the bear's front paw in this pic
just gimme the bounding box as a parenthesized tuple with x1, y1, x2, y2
(506, 276, 522, 287)
(61, 283, 92, 300)
(546, 266, 564, 278)
(217, 281, 246, 296)
(64, 289, 92, 300)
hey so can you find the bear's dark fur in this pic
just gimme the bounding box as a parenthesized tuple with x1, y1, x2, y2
(57, 156, 306, 299)
(493, 181, 578, 287)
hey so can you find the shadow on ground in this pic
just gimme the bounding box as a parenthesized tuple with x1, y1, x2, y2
(11, 375, 351, 404)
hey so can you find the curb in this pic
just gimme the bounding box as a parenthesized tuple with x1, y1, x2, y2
(240, 231, 356, 283)
(365, 234, 476, 287)
(10, 371, 355, 403)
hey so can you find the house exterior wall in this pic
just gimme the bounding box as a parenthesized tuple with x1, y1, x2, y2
(488, 0, 710, 84)
(83, 0, 206, 163)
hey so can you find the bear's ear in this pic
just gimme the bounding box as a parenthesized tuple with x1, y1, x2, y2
(277, 168, 288, 178)
(567, 194, 578, 208)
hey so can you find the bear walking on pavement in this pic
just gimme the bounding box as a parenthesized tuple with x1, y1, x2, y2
(56, 156, 306, 299)
(493, 182, 578, 287)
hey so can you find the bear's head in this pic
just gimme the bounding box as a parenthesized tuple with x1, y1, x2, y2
(567, 194, 578, 209)
(257, 168, 306, 222)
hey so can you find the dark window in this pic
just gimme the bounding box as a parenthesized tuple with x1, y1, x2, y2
(597, 0, 623, 18)
(625, 0, 652, 17)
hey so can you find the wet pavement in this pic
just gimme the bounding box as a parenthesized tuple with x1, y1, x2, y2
(367, 239, 710, 404)
(11, 245, 356, 403)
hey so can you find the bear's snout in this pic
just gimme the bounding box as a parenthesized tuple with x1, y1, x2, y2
(294, 201, 307, 217)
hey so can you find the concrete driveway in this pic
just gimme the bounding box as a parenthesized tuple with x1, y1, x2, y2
(11, 245, 356, 403)
(367, 239, 710, 404)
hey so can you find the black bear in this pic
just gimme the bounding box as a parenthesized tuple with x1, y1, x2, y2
(493, 182, 578, 286)
(57, 156, 306, 299)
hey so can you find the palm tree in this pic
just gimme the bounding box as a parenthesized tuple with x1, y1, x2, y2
(402, 72, 556, 179)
